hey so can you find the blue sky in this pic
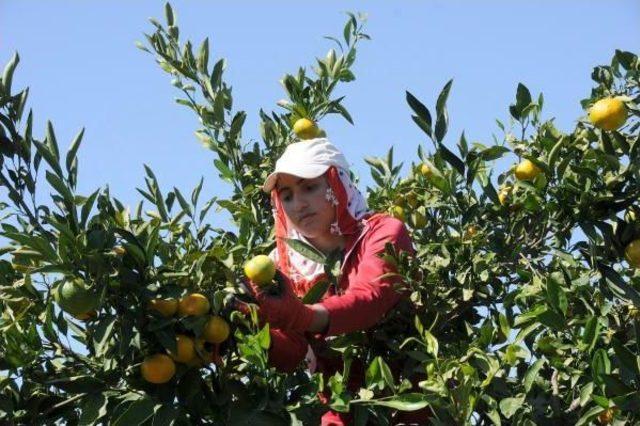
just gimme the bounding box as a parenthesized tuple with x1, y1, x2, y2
(2, 1, 639, 229)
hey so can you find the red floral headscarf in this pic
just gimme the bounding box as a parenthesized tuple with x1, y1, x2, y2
(269, 166, 370, 297)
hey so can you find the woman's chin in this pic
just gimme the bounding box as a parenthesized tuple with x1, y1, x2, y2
(296, 226, 324, 240)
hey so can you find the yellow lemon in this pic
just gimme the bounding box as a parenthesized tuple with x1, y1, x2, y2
(498, 186, 511, 206)
(589, 98, 627, 131)
(514, 159, 542, 181)
(202, 316, 230, 344)
(244, 255, 276, 287)
(411, 212, 427, 228)
(293, 118, 320, 139)
(178, 293, 210, 316)
(169, 334, 197, 364)
(141, 354, 176, 384)
(390, 205, 405, 222)
(420, 163, 433, 178)
(624, 239, 640, 267)
(406, 192, 419, 208)
(148, 298, 178, 317)
(464, 225, 478, 239)
(72, 310, 97, 321)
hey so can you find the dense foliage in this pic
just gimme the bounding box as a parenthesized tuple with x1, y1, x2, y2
(1, 4, 639, 425)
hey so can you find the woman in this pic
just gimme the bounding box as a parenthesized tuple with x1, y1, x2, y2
(248, 137, 424, 425)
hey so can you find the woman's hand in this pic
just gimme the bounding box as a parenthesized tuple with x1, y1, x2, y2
(248, 272, 329, 333)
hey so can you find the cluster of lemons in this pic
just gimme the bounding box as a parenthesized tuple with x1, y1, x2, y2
(141, 255, 277, 384)
(141, 293, 230, 384)
(499, 97, 639, 269)
(502, 97, 628, 207)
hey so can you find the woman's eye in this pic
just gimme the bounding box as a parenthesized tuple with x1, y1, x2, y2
(306, 184, 317, 192)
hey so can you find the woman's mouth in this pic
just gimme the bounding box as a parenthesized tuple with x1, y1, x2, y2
(299, 213, 315, 222)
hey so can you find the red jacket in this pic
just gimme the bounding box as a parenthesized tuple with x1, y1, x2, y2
(319, 213, 413, 336)
(269, 213, 412, 367)
(268, 214, 427, 424)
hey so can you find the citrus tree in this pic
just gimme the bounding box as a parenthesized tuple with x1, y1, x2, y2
(1, 3, 639, 424)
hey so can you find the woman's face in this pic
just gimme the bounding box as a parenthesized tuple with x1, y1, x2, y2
(276, 173, 335, 240)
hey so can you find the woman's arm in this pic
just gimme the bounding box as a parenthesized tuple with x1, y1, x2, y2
(308, 304, 330, 333)
(319, 217, 414, 336)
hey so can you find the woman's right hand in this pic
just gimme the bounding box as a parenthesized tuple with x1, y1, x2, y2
(247, 271, 316, 332)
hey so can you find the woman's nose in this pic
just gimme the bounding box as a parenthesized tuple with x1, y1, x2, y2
(292, 193, 308, 211)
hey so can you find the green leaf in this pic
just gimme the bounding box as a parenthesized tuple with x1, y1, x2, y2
(479, 145, 509, 161)
(343, 19, 353, 45)
(615, 49, 636, 70)
(45, 121, 60, 161)
(515, 83, 532, 111)
(283, 238, 325, 264)
(2, 52, 19, 95)
(197, 37, 209, 74)
(546, 271, 568, 316)
(191, 177, 204, 207)
(411, 115, 432, 138)
(213, 159, 234, 183)
(151, 405, 180, 426)
(256, 325, 270, 350)
(92, 315, 117, 357)
(435, 79, 453, 117)
(582, 316, 600, 353)
(537, 308, 565, 331)
(515, 305, 546, 327)
(424, 330, 438, 358)
(499, 394, 525, 419)
(302, 279, 330, 304)
(600, 263, 640, 307)
(172, 187, 193, 218)
(366, 393, 429, 411)
(434, 110, 448, 143)
(418, 378, 447, 396)
(33, 139, 63, 178)
(498, 313, 511, 340)
(515, 322, 541, 344)
(112, 398, 156, 426)
(164, 2, 174, 26)
(335, 102, 354, 125)
(43, 301, 59, 344)
(66, 128, 84, 177)
(612, 339, 640, 377)
(523, 359, 545, 393)
(5, 232, 59, 262)
(79, 393, 108, 426)
(505, 344, 528, 365)
(547, 135, 569, 169)
(486, 409, 501, 426)
(210, 59, 225, 91)
(144, 164, 169, 222)
(480, 179, 499, 204)
(592, 349, 611, 385)
(46, 375, 105, 393)
(574, 405, 604, 426)
(122, 242, 146, 267)
(46, 170, 75, 206)
(437, 141, 465, 175)
(406, 91, 432, 131)
(378, 357, 396, 393)
(229, 111, 246, 141)
(579, 382, 594, 407)
(80, 189, 100, 229)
